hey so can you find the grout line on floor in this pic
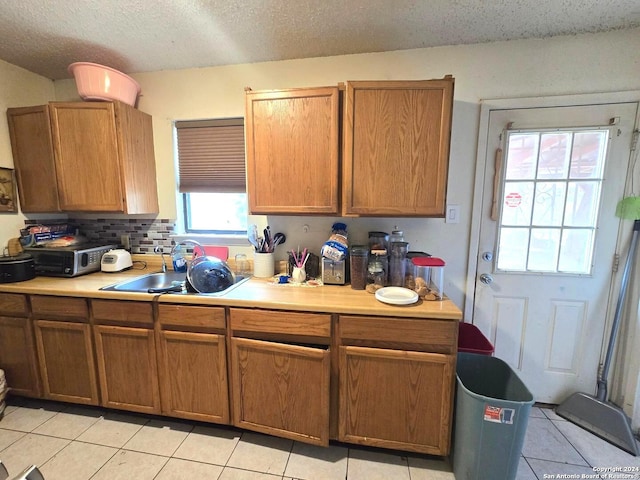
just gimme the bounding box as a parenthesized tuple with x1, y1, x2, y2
(548, 417, 594, 468)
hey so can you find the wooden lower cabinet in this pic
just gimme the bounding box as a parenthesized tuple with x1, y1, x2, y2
(0, 290, 461, 456)
(0, 315, 41, 397)
(34, 320, 99, 405)
(157, 330, 229, 423)
(339, 345, 455, 455)
(231, 337, 330, 445)
(30, 295, 99, 405)
(94, 324, 161, 414)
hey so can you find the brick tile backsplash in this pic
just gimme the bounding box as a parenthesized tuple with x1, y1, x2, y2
(24, 218, 176, 254)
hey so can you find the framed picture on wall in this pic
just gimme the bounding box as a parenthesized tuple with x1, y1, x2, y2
(0, 167, 18, 212)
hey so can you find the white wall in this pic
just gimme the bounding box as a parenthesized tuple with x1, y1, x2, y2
(0, 60, 56, 249)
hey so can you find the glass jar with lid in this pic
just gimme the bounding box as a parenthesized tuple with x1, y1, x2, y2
(389, 229, 404, 244)
(368, 231, 389, 255)
(367, 255, 387, 288)
(389, 241, 409, 287)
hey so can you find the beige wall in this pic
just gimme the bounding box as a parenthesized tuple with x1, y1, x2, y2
(53, 27, 640, 311)
(2, 27, 640, 418)
(0, 59, 56, 250)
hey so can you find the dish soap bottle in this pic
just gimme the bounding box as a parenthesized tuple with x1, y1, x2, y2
(171, 244, 188, 273)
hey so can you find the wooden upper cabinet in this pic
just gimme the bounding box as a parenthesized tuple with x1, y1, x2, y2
(342, 77, 455, 217)
(245, 87, 340, 215)
(6, 105, 60, 212)
(7, 101, 159, 214)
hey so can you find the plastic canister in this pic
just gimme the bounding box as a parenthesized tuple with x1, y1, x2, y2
(412, 257, 445, 300)
(350, 246, 369, 290)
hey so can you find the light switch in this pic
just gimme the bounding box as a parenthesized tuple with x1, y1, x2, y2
(446, 204, 460, 224)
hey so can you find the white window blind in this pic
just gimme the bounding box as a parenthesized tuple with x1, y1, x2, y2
(176, 118, 246, 193)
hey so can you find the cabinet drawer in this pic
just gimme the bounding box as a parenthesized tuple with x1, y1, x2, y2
(0, 293, 28, 316)
(230, 308, 331, 339)
(92, 299, 153, 326)
(339, 315, 457, 354)
(158, 304, 225, 330)
(31, 295, 88, 321)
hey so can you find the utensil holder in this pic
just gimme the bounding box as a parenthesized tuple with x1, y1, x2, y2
(254, 252, 275, 278)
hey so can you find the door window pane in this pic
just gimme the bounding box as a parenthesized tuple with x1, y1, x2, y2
(505, 134, 539, 180)
(527, 228, 560, 271)
(570, 131, 607, 179)
(537, 133, 571, 179)
(497, 228, 529, 271)
(501, 182, 534, 226)
(564, 181, 600, 227)
(559, 229, 594, 273)
(532, 182, 566, 226)
(496, 127, 609, 275)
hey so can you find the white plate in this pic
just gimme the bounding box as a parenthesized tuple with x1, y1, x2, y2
(375, 287, 419, 305)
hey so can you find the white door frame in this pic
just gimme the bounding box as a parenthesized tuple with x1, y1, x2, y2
(466, 91, 640, 413)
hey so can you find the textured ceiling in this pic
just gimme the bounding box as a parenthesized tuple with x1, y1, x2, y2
(1, 0, 639, 80)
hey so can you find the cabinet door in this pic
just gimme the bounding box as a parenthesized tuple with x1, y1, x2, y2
(245, 87, 340, 214)
(342, 78, 454, 216)
(49, 102, 124, 211)
(94, 325, 160, 414)
(231, 337, 330, 445)
(113, 102, 159, 214)
(339, 345, 455, 455)
(34, 320, 99, 405)
(158, 330, 229, 424)
(6, 105, 60, 212)
(0, 316, 41, 397)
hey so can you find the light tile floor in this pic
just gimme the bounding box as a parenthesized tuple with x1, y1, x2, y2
(1, 398, 639, 479)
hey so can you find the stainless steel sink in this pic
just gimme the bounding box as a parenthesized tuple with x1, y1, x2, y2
(100, 271, 250, 295)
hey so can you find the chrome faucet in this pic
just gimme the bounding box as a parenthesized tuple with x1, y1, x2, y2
(153, 246, 167, 272)
(169, 240, 205, 263)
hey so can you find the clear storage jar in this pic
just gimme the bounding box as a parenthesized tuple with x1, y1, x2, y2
(368, 231, 389, 255)
(350, 246, 369, 290)
(389, 241, 409, 287)
(367, 259, 387, 288)
(411, 257, 445, 300)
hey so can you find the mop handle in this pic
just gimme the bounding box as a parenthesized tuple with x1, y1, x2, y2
(597, 219, 640, 401)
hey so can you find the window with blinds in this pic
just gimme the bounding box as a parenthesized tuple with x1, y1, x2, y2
(176, 118, 246, 193)
(175, 118, 248, 234)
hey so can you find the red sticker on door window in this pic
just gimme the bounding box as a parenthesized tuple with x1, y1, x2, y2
(505, 192, 522, 207)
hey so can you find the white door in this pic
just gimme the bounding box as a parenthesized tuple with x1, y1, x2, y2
(473, 102, 638, 403)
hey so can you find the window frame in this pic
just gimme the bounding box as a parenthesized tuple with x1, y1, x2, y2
(494, 126, 611, 276)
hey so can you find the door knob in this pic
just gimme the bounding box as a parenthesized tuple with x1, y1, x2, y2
(482, 251, 493, 262)
(479, 273, 494, 285)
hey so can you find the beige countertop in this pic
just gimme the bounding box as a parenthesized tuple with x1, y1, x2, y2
(0, 264, 462, 320)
